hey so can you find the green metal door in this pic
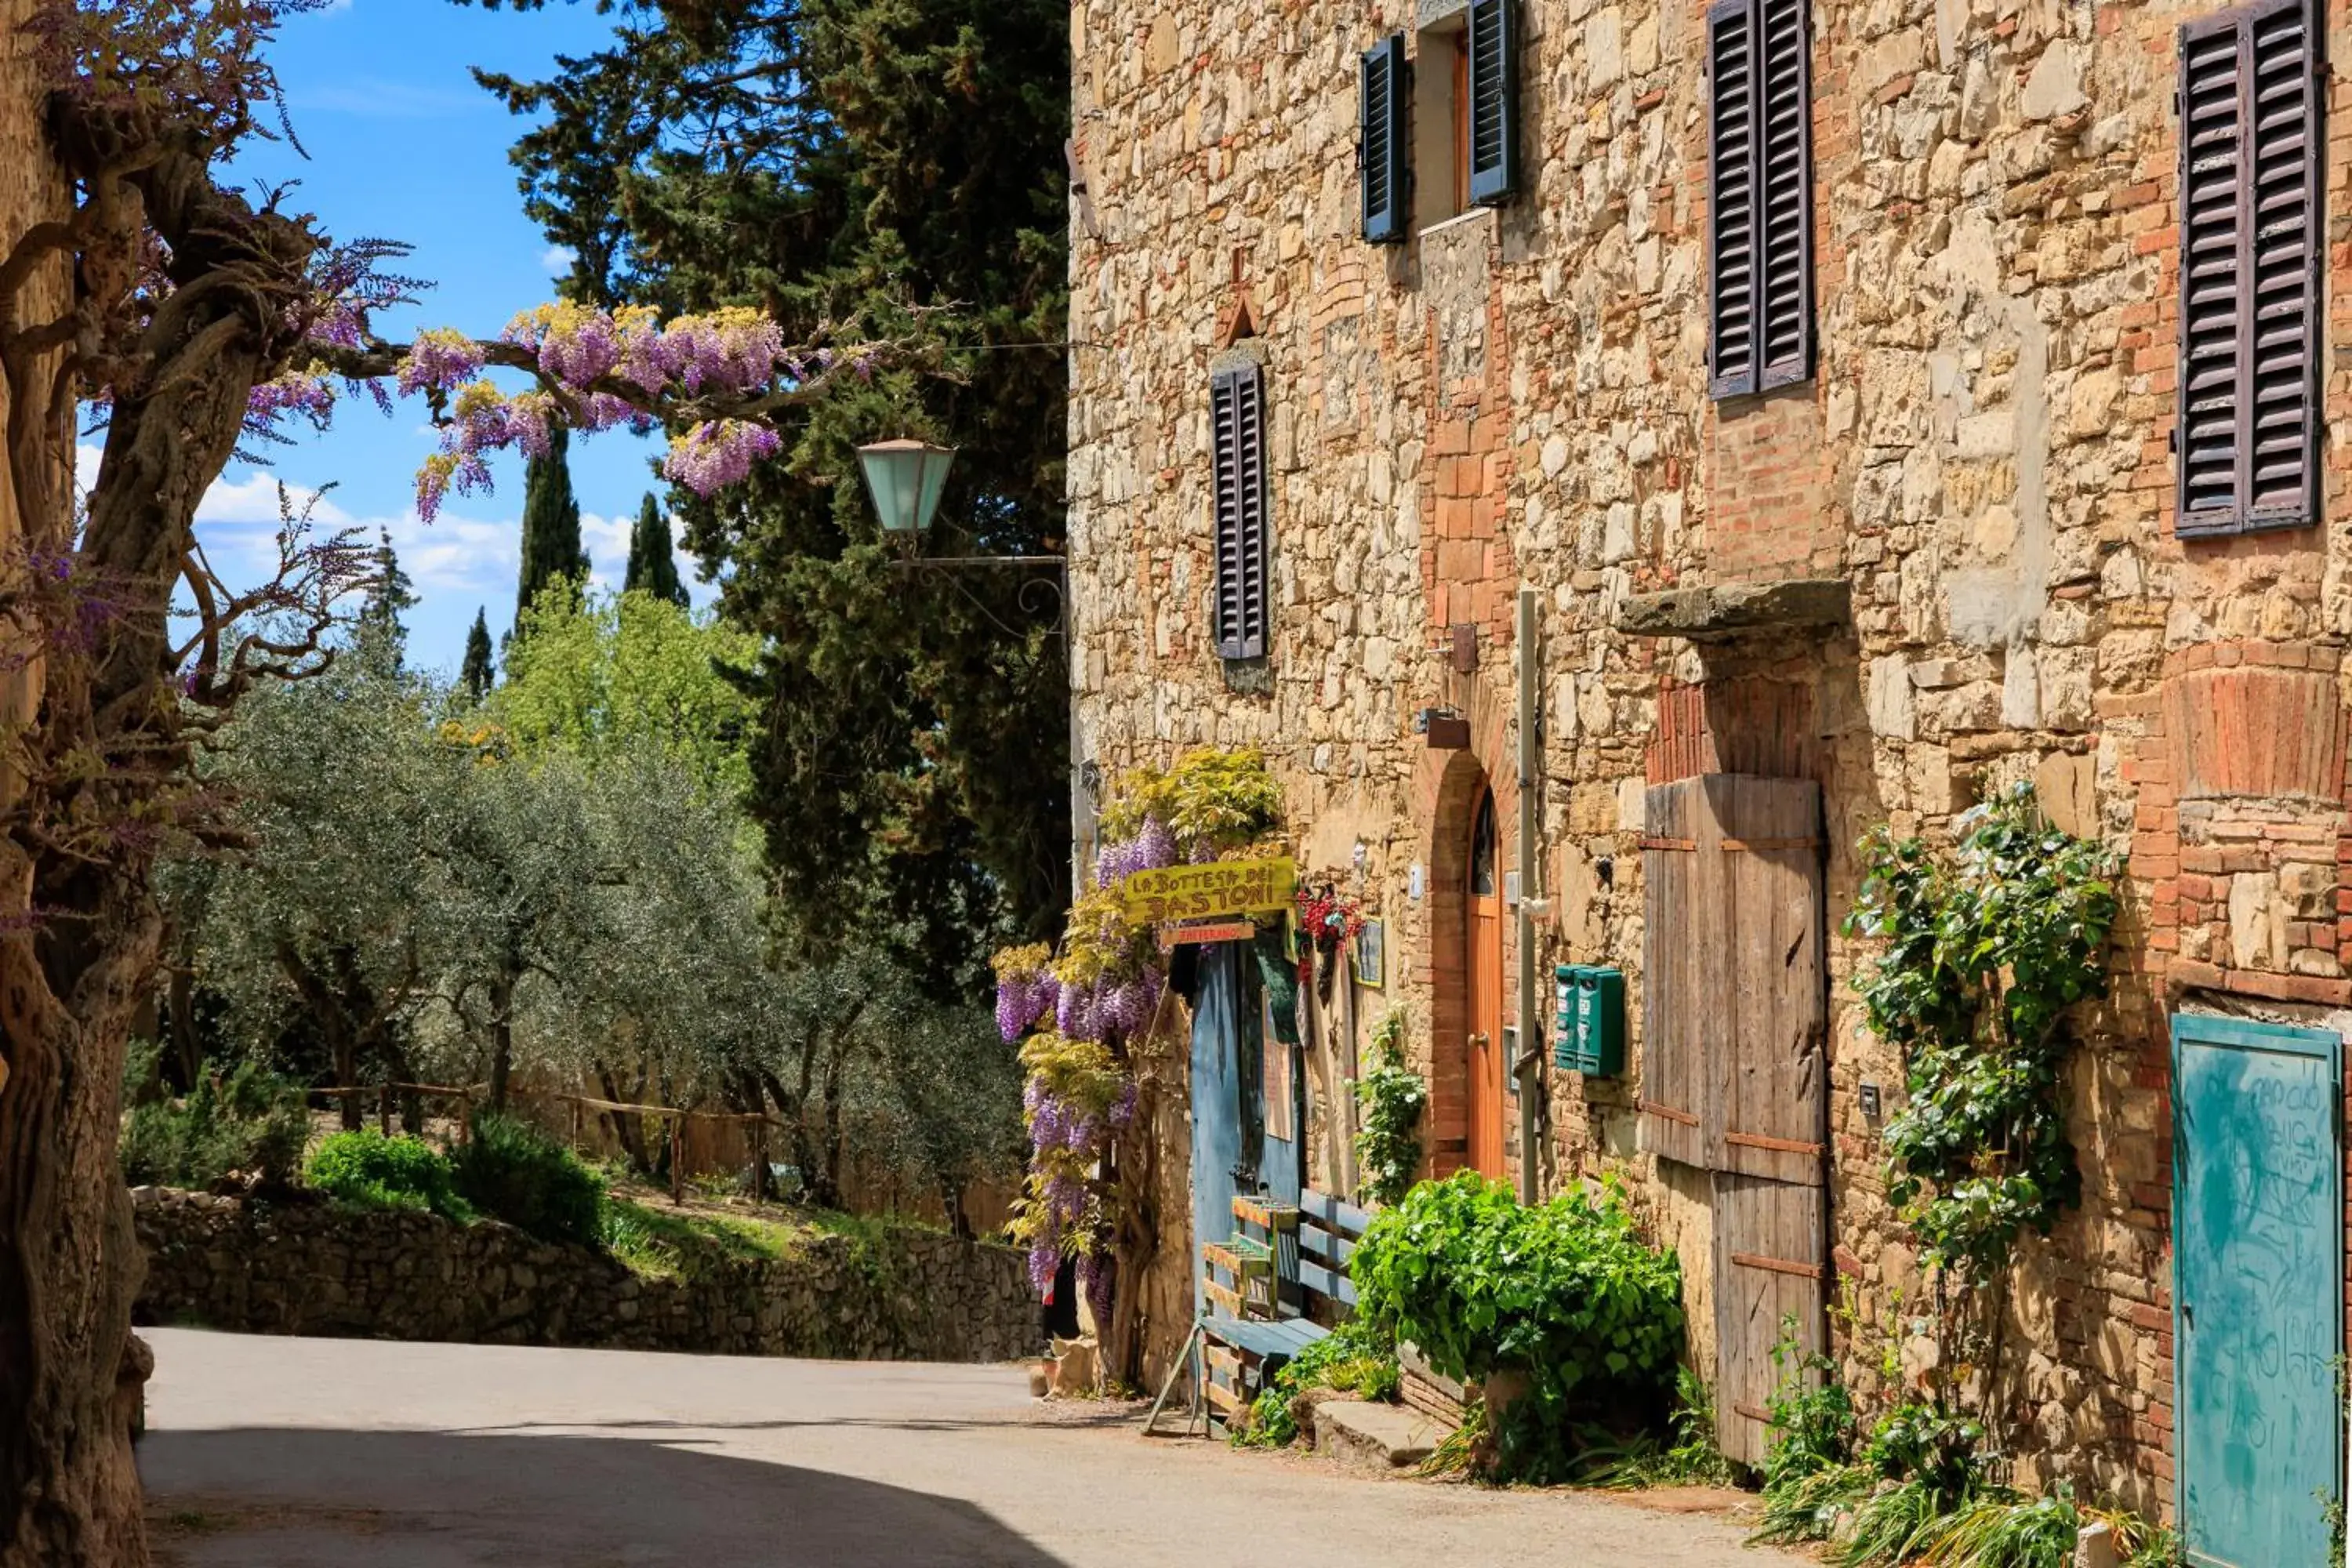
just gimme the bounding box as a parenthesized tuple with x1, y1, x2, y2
(2173, 1014, 2343, 1568)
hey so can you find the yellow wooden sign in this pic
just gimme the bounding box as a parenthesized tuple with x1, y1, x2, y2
(1120, 855, 1298, 925)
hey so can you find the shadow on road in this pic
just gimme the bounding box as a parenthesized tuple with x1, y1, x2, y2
(142, 1428, 1071, 1568)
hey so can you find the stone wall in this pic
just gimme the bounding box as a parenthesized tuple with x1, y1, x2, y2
(132, 1189, 1041, 1365)
(1069, 0, 2352, 1519)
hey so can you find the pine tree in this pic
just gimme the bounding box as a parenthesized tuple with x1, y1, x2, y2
(460, 608, 495, 702)
(623, 493, 689, 608)
(516, 426, 589, 622)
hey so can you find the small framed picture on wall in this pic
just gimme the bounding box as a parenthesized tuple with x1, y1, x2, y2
(1261, 991, 1294, 1142)
(1355, 918, 1385, 989)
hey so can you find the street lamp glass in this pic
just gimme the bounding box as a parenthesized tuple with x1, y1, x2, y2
(857, 438, 957, 534)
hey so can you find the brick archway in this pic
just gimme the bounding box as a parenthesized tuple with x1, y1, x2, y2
(1414, 677, 1518, 1180)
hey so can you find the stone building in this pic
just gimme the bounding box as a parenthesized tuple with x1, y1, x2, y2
(1066, 0, 2347, 1543)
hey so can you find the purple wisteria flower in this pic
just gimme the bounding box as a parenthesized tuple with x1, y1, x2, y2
(664, 421, 784, 496)
(395, 329, 486, 397)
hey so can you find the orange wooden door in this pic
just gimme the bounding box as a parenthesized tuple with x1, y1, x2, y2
(1467, 789, 1506, 1178)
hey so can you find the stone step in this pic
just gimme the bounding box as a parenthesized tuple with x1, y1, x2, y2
(1312, 1399, 1450, 1474)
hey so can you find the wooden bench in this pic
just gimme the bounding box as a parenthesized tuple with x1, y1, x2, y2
(1197, 1188, 1371, 1427)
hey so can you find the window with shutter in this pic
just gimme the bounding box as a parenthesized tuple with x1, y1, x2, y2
(1707, 0, 1814, 400)
(2177, 0, 2321, 537)
(1210, 362, 1270, 662)
(1362, 35, 1410, 244)
(1465, 0, 1519, 205)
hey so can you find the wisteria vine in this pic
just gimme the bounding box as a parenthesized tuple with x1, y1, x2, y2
(996, 750, 1289, 1331)
(244, 301, 887, 525)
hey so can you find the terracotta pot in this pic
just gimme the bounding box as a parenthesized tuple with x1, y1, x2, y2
(1479, 1367, 1531, 1421)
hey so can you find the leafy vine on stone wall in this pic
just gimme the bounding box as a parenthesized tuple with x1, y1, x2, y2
(1843, 784, 2119, 1438)
(1353, 1008, 1425, 1209)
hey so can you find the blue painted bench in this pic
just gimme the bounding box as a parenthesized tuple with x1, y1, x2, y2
(1198, 1188, 1371, 1425)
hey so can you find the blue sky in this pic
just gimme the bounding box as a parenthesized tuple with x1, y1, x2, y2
(151, 1, 712, 674)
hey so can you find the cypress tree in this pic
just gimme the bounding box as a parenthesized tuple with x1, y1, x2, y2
(623, 493, 689, 608)
(516, 426, 588, 621)
(355, 532, 419, 673)
(460, 608, 495, 702)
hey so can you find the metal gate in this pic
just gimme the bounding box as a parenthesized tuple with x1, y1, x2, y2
(2174, 1014, 2343, 1568)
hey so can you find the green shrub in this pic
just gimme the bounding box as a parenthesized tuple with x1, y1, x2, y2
(305, 1131, 470, 1221)
(1762, 1319, 1858, 1491)
(120, 1051, 309, 1191)
(1352, 1009, 1425, 1208)
(1351, 1171, 1683, 1479)
(448, 1113, 605, 1247)
(1568, 1367, 1735, 1489)
(1232, 1316, 1399, 1450)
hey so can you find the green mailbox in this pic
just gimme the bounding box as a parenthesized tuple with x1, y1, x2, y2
(1554, 963, 1625, 1078)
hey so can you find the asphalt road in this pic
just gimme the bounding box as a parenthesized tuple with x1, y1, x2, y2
(140, 1328, 1804, 1567)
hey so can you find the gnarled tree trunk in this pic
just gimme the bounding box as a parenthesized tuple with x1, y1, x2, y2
(0, 14, 325, 1558)
(0, 12, 151, 1561)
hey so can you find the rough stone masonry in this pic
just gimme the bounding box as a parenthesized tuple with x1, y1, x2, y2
(1067, 0, 2352, 1519)
(133, 1189, 1041, 1366)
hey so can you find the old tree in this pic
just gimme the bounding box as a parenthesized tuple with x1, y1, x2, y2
(0, 5, 895, 1561)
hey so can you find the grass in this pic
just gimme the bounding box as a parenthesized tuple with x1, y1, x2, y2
(1751, 1462, 1873, 1545)
(599, 1199, 812, 1279)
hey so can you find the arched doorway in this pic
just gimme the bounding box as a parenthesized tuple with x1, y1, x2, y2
(1465, 787, 1506, 1178)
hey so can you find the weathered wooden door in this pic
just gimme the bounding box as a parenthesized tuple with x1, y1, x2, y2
(1468, 788, 1507, 1178)
(1189, 945, 1250, 1321)
(1642, 775, 1827, 1466)
(2174, 1014, 2342, 1568)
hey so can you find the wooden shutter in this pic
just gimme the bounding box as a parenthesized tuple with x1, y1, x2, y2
(1465, 0, 1519, 205)
(2177, 0, 2321, 537)
(1708, 0, 1813, 397)
(1713, 778, 1825, 1185)
(1640, 781, 1708, 1170)
(1362, 35, 1410, 243)
(1640, 775, 1824, 1180)
(1210, 362, 1270, 661)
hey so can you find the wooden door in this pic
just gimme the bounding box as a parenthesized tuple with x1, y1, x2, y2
(1641, 774, 1827, 1467)
(2174, 1014, 2342, 1568)
(1189, 946, 1249, 1322)
(1467, 788, 1507, 1178)
(1712, 1173, 1828, 1466)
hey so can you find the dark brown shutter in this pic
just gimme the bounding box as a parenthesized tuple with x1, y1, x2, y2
(1466, 0, 1519, 205)
(1755, 0, 1814, 388)
(1705, 0, 1759, 397)
(2178, 0, 2321, 536)
(1363, 35, 1410, 244)
(1210, 362, 1270, 661)
(1708, 0, 1813, 398)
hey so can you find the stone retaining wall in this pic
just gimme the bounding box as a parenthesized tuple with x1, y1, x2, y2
(132, 1188, 1042, 1364)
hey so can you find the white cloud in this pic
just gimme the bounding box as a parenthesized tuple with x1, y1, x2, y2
(195, 471, 355, 530)
(540, 245, 576, 277)
(582, 510, 629, 592)
(185, 465, 521, 602)
(384, 510, 522, 594)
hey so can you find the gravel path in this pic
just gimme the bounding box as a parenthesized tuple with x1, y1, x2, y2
(140, 1328, 1809, 1567)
